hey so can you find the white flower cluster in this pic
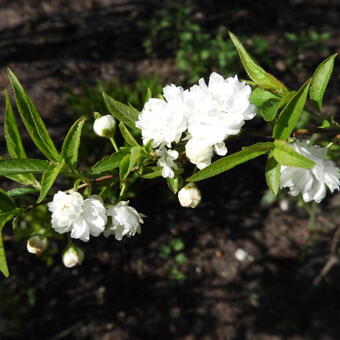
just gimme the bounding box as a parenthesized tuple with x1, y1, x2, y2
(280, 140, 340, 203)
(136, 72, 256, 175)
(48, 191, 144, 242)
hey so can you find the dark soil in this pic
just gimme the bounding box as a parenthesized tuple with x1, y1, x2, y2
(1, 1, 340, 339)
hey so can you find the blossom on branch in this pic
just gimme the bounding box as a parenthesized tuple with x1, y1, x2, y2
(104, 201, 144, 241)
(156, 146, 179, 178)
(48, 191, 107, 242)
(136, 85, 187, 148)
(280, 140, 340, 203)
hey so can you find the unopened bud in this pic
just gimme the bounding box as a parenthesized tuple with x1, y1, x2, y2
(185, 139, 213, 169)
(27, 236, 49, 256)
(62, 246, 84, 268)
(93, 115, 116, 137)
(178, 184, 201, 208)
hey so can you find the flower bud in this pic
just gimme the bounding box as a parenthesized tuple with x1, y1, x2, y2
(178, 184, 201, 208)
(27, 236, 49, 256)
(185, 139, 213, 169)
(93, 115, 116, 137)
(62, 246, 84, 268)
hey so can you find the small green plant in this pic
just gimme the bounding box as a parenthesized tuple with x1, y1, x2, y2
(160, 237, 188, 281)
(141, 5, 269, 83)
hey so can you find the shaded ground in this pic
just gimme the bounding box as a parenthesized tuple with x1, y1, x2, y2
(1, 0, 340, 339)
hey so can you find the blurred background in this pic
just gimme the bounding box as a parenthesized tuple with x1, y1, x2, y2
(1, 0, 340, 339)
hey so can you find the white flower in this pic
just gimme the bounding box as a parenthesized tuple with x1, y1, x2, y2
(47, 191, 107, 242)
(280, 140, 340, 203)
(185, 138, 213, 169)
(27, 236, 49, 255)
(178, 184, 201, 208)
(156, 146, 179, 178)
(135, 85, 187, 148)
(62, 246, 84, 268)
(93, 115, 116, 137)
(185, 72, 256, 146)
(104, 201, 144, 241)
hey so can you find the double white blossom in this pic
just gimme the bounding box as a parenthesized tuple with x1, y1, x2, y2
(104, 201, 144, 241)
(280, 140, 340, 203)
(135, 85, 187, 148)
(184, 73, 256, 167)
(136, 72, 256, 170)
(47, 191, 107, 242)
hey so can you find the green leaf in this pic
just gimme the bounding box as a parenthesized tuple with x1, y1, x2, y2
(187, 142, 274, 182)
(37, 160, 65, 203)
(0, 158, 51, 176)
(7, 187, 39, 198)
(167, 176, 183, 193)
(141, 167, 163, 179)
(0, 189, 15, 212)
(265, 152, 281, 195)
(310, 53, 337, 111)
(229, 32, 288, 95)
(258, 98, 281, 121)
(0, 211, 17, 277)
(119, 122, 139, 146)
(250, 87, 279, 107)
(90, 151, 128, 174)
(119, 154, 131, 180)
(272, 140, 315, 168)
(128, 146, 143, 173)
(7, 69, 60, 162)
(3, 90, 39, 187)
(103, 93, 139, 129)
(61, 118, 86, 167)
(273, 80, 310, 140)
(3, 89, 27, 158)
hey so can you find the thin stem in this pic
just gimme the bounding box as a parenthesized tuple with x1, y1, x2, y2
(109, 137, 119, 152)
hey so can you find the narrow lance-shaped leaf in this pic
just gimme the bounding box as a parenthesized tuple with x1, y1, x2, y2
(3, 90, 39, 187)
(310, 53, 337, 111)
(4, 89, 26, 159)
(90, 151, 129, 174)
(103, 93, 139, 129)
(265, 152, 281, 195)
(272, 140, 315, 168)
(7, 69, 60, 162)
(229, 32, 288, 96)
(273, 80, 310, 140)
(187, 142, 274, 182)
(0, 211, 17, 277)
(119, 122, 139, 146)
(7, 187, 39, 198)
(37, 160, 65, 203)
(61, 117, 86, 167)
(0, 158, 51, 176)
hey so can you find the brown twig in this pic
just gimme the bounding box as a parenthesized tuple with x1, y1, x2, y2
(313, 226, 340, 286)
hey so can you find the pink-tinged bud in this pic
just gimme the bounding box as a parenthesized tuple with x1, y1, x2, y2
(178, 184, 201, 208)
(27, 236, 49, 256)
